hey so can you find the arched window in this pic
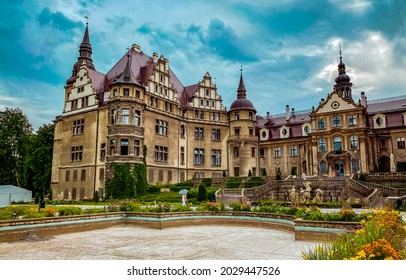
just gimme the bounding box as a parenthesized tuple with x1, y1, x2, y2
(320, 160, 327, 173)
(318, 138, 326, 152)
(333, 137, 342, 152)
(350, 135, 358, 149)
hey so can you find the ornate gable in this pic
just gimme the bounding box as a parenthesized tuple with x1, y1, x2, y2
(314, 91, 359, 115)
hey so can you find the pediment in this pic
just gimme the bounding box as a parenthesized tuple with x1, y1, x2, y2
(314, 91, 358, 115)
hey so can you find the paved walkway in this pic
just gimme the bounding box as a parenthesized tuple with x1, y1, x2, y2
(0, 225, 317, 260)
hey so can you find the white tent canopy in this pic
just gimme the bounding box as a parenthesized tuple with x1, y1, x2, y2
(0, 185, 32, 207)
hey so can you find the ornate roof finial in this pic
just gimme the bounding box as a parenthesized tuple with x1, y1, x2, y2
(237, 66, 246, 99)
(85, 15, 89, 25)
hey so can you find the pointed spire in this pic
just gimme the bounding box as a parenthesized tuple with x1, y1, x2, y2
(111, 52, 137, 85)
(237, 66, 246, 99)
(66, 19, 95, 84)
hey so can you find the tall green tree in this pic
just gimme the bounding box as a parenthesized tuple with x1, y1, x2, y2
(0, 108, 33, 187)
(27, 123, 54, 195)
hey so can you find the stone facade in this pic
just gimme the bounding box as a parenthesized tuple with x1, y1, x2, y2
(51, 24, 406, 200)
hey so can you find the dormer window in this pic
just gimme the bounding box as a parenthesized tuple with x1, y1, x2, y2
(373, 114, 386, 128)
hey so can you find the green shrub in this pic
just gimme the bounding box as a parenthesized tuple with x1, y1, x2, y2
(119, 202, 142, 212)
(197, 184, 207, 202)
(202, 178, 212, 188)
(58, 206, 83, 216)
(93, 191, 99, 204)
(358, 172, 366, 182)
(244, 176, 265, 188)
(275, 169, 282, 180)
(261, 168, 267, 176)
(226, 177, 242, 188)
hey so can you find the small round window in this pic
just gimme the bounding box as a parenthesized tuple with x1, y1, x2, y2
(304, 126, 310, 133)
(261, 131, 267, 138)
(376, 117, 383, 126)
(282, 128, 287, 136)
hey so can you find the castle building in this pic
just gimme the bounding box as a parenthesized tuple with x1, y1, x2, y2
(51, 24, 406, 200)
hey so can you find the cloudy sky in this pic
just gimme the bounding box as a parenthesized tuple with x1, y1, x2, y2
(1, 0, 406, 130)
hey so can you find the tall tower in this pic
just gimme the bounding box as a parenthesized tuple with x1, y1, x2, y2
(66, 22, 96, 85)
(227, 69, 259, 177)
(106, 52, 146, 176)
(333, 45, 353, 100)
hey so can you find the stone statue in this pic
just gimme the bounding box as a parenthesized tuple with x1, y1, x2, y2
(303, 181, 312, 203)
(289, 186, 299, 206)
(313, 188, 324, 203)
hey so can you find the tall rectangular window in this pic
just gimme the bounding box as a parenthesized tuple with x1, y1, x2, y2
(72, 119, 84, 135)
(234, 147, 239, 157)
(349, 115, 357, 126)
(318, 119, 325, 130)
(180, 146, 185, 165)
(99, 168, 105, 181)
(234, 128, 240, 138)
(252, 147, 256, 157)
(110, 139, 115, 155)
(73, 170, 78, 181)
(319, 138, 326, 152)
(200, 111, 204, 119)
(259, 148, 265, 157)
(134, 110, 141, 126)
(211, 129, 220, 141)
(71, 145, 83, 161)
(155, 119, 168, 135)
(120, 139, 129, 155)
(332, 115, 341, 127)
(290, 146, 297, 157)
(65, 170, 70, 182)
(195, 127, 204, 139)
(234, 111, 240, 120)
(121, 108, 129, 124)
(134, 140, 140, 156)
(100, 143, 106, 160)
(111, 109, 116, 124)
(123, 88, 129, 96)
(81, 169, 86, 181)
(397, 137, 405, 149)
(194, 148, 204, 165)
(211, 149, 221, 166)
(155, 146, 168, 162)
(274, 147, 281, 158)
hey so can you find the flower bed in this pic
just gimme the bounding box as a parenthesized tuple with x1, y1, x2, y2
(302, 209, 406, 260)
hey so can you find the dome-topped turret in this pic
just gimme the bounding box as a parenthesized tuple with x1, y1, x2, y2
(229, 70, 256, 112)
(333, 45, 353, 99)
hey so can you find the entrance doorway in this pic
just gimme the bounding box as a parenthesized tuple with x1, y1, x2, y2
(379, 156, 390, 172)
(334, 161, 344, 177)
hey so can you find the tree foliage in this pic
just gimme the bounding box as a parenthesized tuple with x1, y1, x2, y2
(0, 108, 33, 187)
(0, 108, 54, 196)
(105, 163, 135, 199)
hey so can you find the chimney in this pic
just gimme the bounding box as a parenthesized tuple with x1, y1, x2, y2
(132, 44, 141, 53)
(266, 112, 270, 121)
(152, 52, 158, 63)
(291, 107, 295, 116)
(286, 105, 291, 121)
(360, 91, 367, 107)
